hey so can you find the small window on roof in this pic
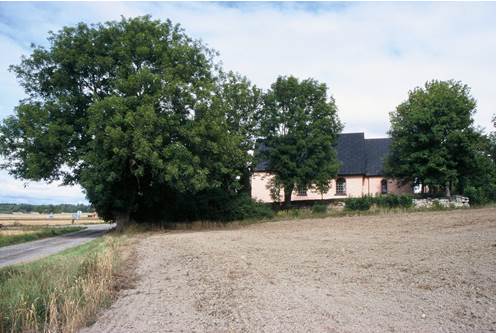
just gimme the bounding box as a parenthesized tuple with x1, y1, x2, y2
(336, 178, 346, 195)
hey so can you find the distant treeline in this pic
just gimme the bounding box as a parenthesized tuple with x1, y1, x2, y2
(0, 203, 95, 214)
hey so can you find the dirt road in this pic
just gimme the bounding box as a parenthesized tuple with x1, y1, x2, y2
(0, 224, 114, 267)
(83, 208, 495, 333)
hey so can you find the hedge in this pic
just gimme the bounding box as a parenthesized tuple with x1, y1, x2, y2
(345, 194, 414, 211)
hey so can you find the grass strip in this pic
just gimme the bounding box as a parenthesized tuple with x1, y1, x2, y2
(0, 226, 85, 248)
(150, 204, 495, 231)
(0, 233, 129, 333)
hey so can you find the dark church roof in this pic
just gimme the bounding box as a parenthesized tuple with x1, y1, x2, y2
(364, 137, 391, 176)
(255, 132, 391, 177)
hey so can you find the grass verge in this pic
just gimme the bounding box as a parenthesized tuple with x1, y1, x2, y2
(272, 204, 495, 221)
(0, 232, 134, 333)
(130, 204, 495, 231)
(0, 226, 85, 248)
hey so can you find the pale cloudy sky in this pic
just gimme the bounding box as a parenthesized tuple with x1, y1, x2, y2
(0, 1, 495, 204)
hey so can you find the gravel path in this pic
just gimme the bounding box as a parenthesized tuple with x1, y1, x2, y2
(0, 224, 115, 267)
(82, 208, 495, 333)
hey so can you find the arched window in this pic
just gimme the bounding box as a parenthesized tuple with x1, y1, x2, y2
(381, 179, 388, 194)
(336, 178, 346, 195)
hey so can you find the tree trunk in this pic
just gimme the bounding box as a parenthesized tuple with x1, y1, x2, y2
(284, 185, 293, 209)
(445, 181, 451, 198)
(115, 211, 132, 232)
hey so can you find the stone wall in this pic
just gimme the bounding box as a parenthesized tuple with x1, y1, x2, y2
(413, 195, 470, 209)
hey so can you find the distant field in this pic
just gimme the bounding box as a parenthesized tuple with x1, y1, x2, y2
(0, 213, 104, 226)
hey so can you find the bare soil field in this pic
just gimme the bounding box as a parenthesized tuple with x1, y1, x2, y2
(83, 208, 495, 333)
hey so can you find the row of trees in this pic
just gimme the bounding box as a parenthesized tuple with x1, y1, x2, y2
(0, 203, 93, 214)
(0, 16, 494, 229)
(0, 16, 343, 229)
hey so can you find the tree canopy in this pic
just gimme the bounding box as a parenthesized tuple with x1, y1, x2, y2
(386, 79, 495, 201)
(259, 76, 343, 206)
(458, 115, 496, 204)
(0, 16, 251, 229)
(215, 71, 264, 193)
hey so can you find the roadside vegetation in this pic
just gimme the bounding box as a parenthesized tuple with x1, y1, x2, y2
(0, 226, 84, 248)
(0, 233, 132, 333)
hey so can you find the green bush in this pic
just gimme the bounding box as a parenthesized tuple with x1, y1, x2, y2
(193, 192, 275, 221)
(231, 195, 275, 220)
(464, 186, 494, 206)
(397, 194, 414, 208)
(344, 194, 414, 211)
(345, 197, 372, 211)
(311, 203, 328, 214)
(373, 194, 413, 208)
(133, 190, 275, 223)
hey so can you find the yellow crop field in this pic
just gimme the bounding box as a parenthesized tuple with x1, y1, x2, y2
(0, 213, 104, 226)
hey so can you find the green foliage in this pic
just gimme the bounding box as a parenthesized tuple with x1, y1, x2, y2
(373, 194, 413, 208)
(228, 196, 275, 221)
(345, 197, 372, 211)
(345, 194, 414, 211)
(0, 16, 251, 226)
(146, 192, 275, 222)
(0, 203, 93, 214)
(0, 226, 84, 248)
(386, 80, 494, 200)
(464, 186, 494, 206)
(0, 237, 120, 332)
(259, 76, 343, 207)
(311, 203, 328, 214)
(124, 186, 274, 223)
(190, 192, 275, 222)
(459, 123, 496, 204)
(215, 72, 264, 193)
(388, 80, 477, 190)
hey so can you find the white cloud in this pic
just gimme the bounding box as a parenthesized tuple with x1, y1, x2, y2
(0, 2, 495, 203)
(0, 170, 87, 204)
(0, 34, 27, 120)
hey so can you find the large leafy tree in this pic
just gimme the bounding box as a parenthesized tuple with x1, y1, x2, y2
(259, 76, 343, 207)
(385, 80, 489, 197)
(215, 71, 264, 194)
(0, 16, 245, 229)
(457, 116, 496, 204)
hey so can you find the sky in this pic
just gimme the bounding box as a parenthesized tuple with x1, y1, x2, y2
(0, 1, 495, 204)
